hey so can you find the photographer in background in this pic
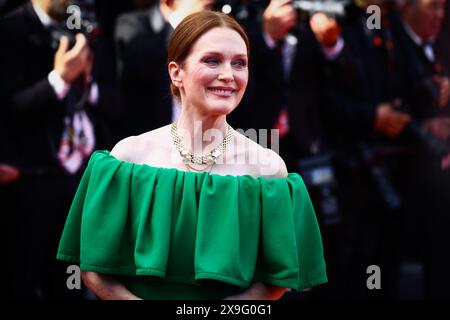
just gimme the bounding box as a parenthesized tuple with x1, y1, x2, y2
(0, 0, 112, 299)
(395, 0, 450, 299)
(286, 0, 408, 300)
(288, 0, 449, 298)
(397, 0, 449, 139)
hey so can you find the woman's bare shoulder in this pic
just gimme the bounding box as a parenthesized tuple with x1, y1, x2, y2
(110, 125, 171, 163)
(110, 136, 140, 162)
(259, 147, 288, 178)
(234, 131, 288, 179)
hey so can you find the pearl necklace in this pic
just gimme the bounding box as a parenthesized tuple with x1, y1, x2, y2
(170, 122, 234, 170)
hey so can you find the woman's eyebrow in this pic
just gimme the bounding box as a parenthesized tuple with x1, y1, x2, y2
(202, 51, 248, 58)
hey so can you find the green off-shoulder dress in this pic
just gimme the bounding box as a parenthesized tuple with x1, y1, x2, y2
(57, 150, 328, 299)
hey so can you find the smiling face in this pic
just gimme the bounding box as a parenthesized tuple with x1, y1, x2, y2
(169, 27, 249, 117)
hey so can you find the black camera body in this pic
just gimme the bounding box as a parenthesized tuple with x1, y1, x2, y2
(401, 76, 450, 157)
(49, 20, 99, 51)
(293, 0, 350, 17)
(49, 0, 100, 51)
(297, 154, 342, 226)
(47, 1, 100, 115)
(214, 0, 268, 21)
(214, 0, 350, 20)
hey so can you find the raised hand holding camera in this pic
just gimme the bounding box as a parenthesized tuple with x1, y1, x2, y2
(309, 12, 341, 47)
(54, 33, 92, 84)
(263, 0, 297, 41)
(160, 0, 214, 25)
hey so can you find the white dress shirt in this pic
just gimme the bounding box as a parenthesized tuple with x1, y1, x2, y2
(402, 22, 436, 62)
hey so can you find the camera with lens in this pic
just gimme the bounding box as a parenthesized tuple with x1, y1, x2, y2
(47, 0, 100, 114)
(297, 153, 341, 226)
(214, 0, 267, 21)
(293, 0, 350, 21)
(214, 0, 350, 21)
(359, 143, 403, 211)
(402, 76, 450, 157)
(49, 0, 100, 51)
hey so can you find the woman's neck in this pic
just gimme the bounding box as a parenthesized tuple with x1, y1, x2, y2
(175, 109, 228, 155)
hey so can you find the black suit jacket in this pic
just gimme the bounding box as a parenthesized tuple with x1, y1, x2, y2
(114, 5, 173, 138)
(0, 2, 113, 168)
(0, 0, 27, 16)
(393, 20, 449, 118)
(434, 0, 450, 72)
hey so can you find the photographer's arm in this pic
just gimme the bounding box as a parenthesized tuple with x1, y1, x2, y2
(374, 102, 411, 138)
(309, 13, 343, 54)
(1, 34, 91, 115)
(81, 271, 141, 300)
(263, 0, 297, 43)
(4, 77, 60, 114)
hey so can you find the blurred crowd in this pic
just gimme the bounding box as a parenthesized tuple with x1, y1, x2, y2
(0, 0, 449, 300)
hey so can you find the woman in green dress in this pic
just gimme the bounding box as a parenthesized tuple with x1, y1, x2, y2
(57, 10, 327, 300)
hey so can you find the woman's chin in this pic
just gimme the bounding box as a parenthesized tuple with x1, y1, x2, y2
(205, 101, 238, 116)
(213, 105, 237, 116)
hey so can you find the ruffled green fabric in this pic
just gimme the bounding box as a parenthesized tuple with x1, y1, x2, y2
(57, 150, 327, 299)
